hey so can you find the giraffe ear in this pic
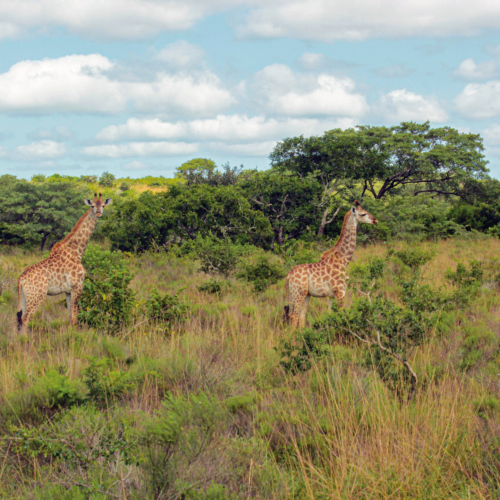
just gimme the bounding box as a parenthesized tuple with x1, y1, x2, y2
(351, 207, 355, 213)
(84, 199, 93, 206)
(103, 198, 112, 206)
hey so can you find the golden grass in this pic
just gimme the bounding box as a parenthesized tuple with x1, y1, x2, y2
(1, 237, 500, 498)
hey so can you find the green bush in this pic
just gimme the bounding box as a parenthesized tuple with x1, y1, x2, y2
(194, 234, 242, 278)
(83, 357, 135, 406)
(197, 278, 230, 296)
(446, 260, 484, 307)
(78, 245, 136, 333)
(98, 171, 116, 187)
(236, 254, 286, 292)
(277, 328, 328, 374)
(144, 288, 187, 326)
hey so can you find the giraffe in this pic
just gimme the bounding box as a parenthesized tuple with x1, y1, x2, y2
(284, 200, 377, 328)
(16, 193, 111, 334)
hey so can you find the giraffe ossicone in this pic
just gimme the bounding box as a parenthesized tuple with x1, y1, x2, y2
(16, 193, 111, 334)
(284, 200, 378, 328)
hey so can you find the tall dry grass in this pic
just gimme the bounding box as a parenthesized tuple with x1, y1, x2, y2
(0, 237, 499, 498)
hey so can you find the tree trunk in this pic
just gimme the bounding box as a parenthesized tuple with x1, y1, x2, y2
(40, 233, 49, 251)
(317, 205, 341, 237)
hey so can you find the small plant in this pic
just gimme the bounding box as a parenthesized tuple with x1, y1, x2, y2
(277, 328, 328, 374)
(83, 357, 135, 406)
(194, 234, 241, 278)
(236, 255, 286, 292)
(144, 288, 187, 326)
(391, 246, 435, 270)
(78, 245, 136, 333)
(197, 278, 230, 296)
(446, 260, 484, 307)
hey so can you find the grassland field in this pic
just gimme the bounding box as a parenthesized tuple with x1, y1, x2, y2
(0, 236, 500, 499)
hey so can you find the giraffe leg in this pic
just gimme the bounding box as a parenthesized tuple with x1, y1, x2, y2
(298, 295, 310, 328)
(334, 288, 345, 309)
(69, 282, 83, 327)
(20, 290, 47, 334)
(290, 292, 308, 328)
(66, 292, 72, 323)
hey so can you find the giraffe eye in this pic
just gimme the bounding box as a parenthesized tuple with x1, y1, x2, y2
(360, 214, 366, 217)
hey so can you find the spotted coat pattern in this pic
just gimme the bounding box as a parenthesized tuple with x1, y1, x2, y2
(284, 201, 378, 328)
(17, 194, 111, 333)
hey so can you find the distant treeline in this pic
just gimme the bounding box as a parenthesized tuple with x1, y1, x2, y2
(1, 122, 499, 252)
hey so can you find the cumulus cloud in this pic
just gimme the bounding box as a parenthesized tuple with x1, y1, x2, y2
(95, 115, 357, 142)
(0, 54, 235, 116)
(455, 81, 500, 119)
(123, 160, 150, 171)
(82, 141, 199, 158)
(252, 64, 368, 116)
(207, 141, 278, 156)
(454, 58, 499, 80)
(14, 140, 66, 160)
(0, 0, 237, 41)
(156, 40, 205, 69)
(483, 124, 500, 145)
(377, 89, 448, 122)
(238, 0, 500, 41)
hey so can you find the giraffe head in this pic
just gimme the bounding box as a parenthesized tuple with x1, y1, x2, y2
(84, 193, 112, 217)
(352, 200, 378, 225)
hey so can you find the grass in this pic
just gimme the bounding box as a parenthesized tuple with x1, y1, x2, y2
(0, 237, 500, 498)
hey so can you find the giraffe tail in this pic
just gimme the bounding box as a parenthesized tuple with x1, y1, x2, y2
(17, 279, 23, 331)
(283, 278, 290, 324)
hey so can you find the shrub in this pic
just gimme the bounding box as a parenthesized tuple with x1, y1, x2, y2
(119, 181, 131, 191)
(236, 255, 286, 292)
(144, 289, 188, 327)
(277, 328, 328, 374)
(78, 245, 136, 333)
(194, 234, 241, 278)
(446, 260, 484, 307)
(83, 357, 135, 406)
(197, 278, 231, 296)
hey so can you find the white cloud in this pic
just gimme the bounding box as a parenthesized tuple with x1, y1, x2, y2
(252, 64, 368, 116)
(208, 141, 278, 156)
(483, 124, 500, 145)
(238, 0, 500, 41)
(95, 115, 357, 142)
(296, 52, 327, 70)
(82, 141, 199, 158)
(377, 89, 448, 122)
(0, 54, 235, 116)
(454, 58, 498, 80)
(156, 40, 205, 69)
(455, 81, 500, 119)
(0, 0, 236, 41)
(14, 140, 66, 160)
(123, 160, 149, 171)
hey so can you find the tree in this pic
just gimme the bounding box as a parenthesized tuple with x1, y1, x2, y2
(99, 171, 116, 187)
(176, 158, 253, 187)
(0, 177, 91, 250)
(240, 171, 323, 248)
(270, 122, 489, 203)
(164, 184, 272, 246)
(105, 191, 175, 252)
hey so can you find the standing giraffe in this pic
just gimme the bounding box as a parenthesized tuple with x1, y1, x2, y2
(284, 200, 377, 328)
(17, 193, 111, 333)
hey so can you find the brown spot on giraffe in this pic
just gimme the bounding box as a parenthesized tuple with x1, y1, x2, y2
(16, 193, 112, 334)
(284, 200, 378, 328)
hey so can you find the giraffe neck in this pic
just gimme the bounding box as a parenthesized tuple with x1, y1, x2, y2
(322, 211, 358, 266)
(57, 209, 98, 260)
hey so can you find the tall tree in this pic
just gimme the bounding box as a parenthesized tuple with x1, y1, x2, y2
(270, 122, 489, 205)
(0, 177, 91, 250)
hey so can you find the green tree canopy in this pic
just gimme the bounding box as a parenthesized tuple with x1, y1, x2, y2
(270, 122, 489, 200)
(0, 176, 91, 250)
(240, 171, 323, 247)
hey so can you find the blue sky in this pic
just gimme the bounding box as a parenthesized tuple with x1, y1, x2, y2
(1, 0, 500, 179)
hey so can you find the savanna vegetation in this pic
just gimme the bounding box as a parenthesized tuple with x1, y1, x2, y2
(1, 122, 500, 498)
